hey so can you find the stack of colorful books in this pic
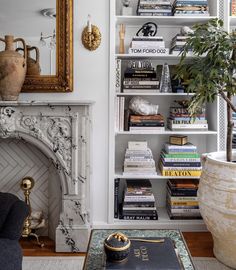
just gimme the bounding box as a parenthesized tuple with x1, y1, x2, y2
(123, 61, 160, 93)
(173, 0, 209, 17)
(129, 114, 165, 131)
(167, 105, 208, 131)
(121, 179, 158, 220)
(159, 142, 202, 177)
(137, 0, 173, 16)
(166, 179, 202, 219)
(123, 141, 157, 175)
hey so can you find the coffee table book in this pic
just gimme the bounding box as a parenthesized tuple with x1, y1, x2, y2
(103, 237, 184, 270)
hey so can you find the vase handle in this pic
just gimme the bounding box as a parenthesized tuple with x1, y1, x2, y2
(14, 38, 27, 64)
(28, 46, 40, 64)
(0, 38, 6, 44)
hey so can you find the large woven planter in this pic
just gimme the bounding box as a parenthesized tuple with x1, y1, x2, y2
(199, 151, 236, 269)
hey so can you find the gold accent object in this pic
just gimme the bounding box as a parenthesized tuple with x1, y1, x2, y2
(21, 177, 44, 247)
(82, 25, 102, 51)
(104, 232, 131, 252)
(129, 238, 165, 243)
(119, 24, 125, 54)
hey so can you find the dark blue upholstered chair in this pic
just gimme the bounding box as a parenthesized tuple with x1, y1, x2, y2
(0, 192, 29, 270)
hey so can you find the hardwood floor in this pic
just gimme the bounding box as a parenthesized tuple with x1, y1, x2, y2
(20, 232, 214, 257)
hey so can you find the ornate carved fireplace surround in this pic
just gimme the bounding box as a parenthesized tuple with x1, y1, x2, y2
(0, 101, 93, 252)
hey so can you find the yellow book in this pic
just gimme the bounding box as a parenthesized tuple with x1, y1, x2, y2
(161, 170, 201, 177)
(170, 201, 199, 206)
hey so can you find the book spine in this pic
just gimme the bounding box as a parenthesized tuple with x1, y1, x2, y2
(119, 97, 125, 132)
(115, 97, 119, 132)
(122, 210, 157, 215)
(114, 179, 119, 218)
(168, 208, 200, 214)
(124, 73, 157, 79)
(128, 48, 169, 55)
(123, 85, 158, 89)
(161, 162, 201, 167)
(167, 195, 198, 201)
(161, 157, 201, 162)
(168, 200, 199, 206)
(121, 215, 158, 220)
(162, 153, 200, 158)
(115, 59, 121, 93)
(131, 41, 165, 48)
(161, 170, 201, 177)
(123, 80, 159, 86)
(138, 12, 173, 16)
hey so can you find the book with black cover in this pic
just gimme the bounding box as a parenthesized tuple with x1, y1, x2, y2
(103, 237, 183, 270)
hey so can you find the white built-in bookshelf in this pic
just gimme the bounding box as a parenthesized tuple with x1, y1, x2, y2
(109, 0, 225, 231)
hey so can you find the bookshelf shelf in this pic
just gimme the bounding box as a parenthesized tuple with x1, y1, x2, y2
(113, 208, 206, 231)
(116, 15, 218, 26)
(116, 130, 218, 135)
(109, 0, 221, 231)
(116, 54, 191, 60)
(116, 93, 195, 96)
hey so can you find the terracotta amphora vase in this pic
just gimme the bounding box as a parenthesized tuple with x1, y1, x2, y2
(0, 35, 27, 101)
(17, 45, 41, 76)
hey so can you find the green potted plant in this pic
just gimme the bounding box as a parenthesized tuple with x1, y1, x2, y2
(176, 19, 236, 268)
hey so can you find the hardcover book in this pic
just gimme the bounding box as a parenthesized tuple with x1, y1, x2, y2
(103, 237, 183, 270)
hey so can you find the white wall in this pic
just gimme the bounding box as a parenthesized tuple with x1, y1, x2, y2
(20, 0, 109, 225)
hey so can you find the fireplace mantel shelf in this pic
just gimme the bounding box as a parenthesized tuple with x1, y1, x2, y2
(0, 100, 95, 106)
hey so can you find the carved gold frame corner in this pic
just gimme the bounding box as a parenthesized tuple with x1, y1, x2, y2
(22, 0, 73, 93)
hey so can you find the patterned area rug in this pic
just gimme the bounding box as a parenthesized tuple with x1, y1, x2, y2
(23, 256, 233, 270)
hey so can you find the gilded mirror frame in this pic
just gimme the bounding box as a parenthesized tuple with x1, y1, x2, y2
(22, 0, 73, 93)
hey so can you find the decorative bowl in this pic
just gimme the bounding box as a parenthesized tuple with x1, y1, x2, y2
(104, 232, 131, 262)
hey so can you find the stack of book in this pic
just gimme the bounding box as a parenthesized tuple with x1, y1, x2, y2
(137, 0, 173, 16)
(129, 36, 169, 56)
(167, 106, 208, 131)
(123, 61, 160, 93)
(166, 179, 202, 219)
(123, 141, 157, 176)
(170, 34, 190, 55)
(129, 114, 165, 131)
(159, 142, 202, 177)
(173, 0, 209, 16)
(121, 179, 158, 220)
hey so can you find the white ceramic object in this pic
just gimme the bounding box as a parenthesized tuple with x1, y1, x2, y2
(199, 151, 236, 269)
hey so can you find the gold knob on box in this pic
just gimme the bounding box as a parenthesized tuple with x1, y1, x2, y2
(82, 14, 101, 51)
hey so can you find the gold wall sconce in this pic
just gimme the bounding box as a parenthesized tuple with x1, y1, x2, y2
(82, 14, 101, 51)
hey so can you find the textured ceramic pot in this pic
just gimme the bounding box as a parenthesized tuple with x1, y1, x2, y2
(198, 151, 236, 269)
(0, 35, 27, 100)
(104, 232, 131, 262)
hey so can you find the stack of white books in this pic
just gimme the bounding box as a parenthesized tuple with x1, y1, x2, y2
(123, 141, 157, 175)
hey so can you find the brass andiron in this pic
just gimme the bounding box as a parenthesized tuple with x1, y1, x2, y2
(21, 177, 44, 247)
(82, 14, 101, 51)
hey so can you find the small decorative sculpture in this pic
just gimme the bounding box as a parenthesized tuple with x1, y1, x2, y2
(82, 15, 101, 51)
(180, 26, 194, 36)
(160, 63, 172, 93)
(136, 22, 158, 37)
(104, 232, 131, 262)
(20, 177, 45, 247)
(129, 96, 159, 115)
(121, 0, 133, 15)
(119, 24, 126, 54)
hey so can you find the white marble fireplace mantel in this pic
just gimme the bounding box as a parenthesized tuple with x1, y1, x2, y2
(0, 100, 94, 252)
